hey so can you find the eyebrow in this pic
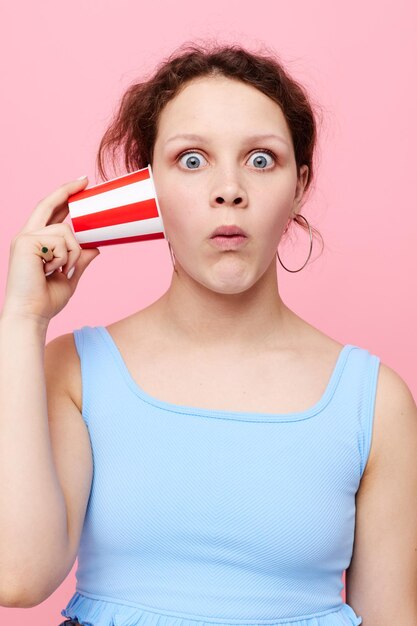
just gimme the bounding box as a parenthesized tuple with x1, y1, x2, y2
(165, 132, 290, 148)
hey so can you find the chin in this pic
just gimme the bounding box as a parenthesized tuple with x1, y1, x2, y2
(206, 273, 255, 296)
(182, 259, 256, 293)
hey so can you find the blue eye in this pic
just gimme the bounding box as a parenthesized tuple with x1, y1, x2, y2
(177, 148, 276, 171)
(178, 152, 207, 169)
(248, 150, 276, 169)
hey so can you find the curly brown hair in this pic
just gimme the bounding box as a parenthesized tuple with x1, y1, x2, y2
(96, 41, 324, 254)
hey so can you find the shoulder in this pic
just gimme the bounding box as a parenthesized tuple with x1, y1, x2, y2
(362, 359, 417, 479)
(347, 361, 417, 616)
(374, 360, 416, 416)
(44, 311, 151, 413)
(307, 331, 417, 482)
(45, 331, 84, 412)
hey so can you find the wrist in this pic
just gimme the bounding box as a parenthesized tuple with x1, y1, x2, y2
(0, 309, 50, 334)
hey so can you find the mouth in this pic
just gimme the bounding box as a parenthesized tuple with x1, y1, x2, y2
(209, 234, 249, 250)
(210, 224, 248, 238)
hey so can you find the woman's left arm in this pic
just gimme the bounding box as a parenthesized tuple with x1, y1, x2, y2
(346, 362, 417, 625)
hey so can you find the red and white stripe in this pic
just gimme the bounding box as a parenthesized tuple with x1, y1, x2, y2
(68, 165, 166, 248)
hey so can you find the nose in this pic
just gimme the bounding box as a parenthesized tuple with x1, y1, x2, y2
(214, 195, 245, 206)
(210, 175, 248, 208)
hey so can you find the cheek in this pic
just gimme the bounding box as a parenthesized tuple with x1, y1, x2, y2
(261, 194, 293, 230)
(158, 188, 201, 245)
(263, 176, 297, 220)
(158, 173, 195, 215)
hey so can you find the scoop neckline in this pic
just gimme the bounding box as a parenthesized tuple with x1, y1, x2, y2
(95, 325, 355, 422)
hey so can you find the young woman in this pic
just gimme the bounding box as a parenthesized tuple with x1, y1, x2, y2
(1, 43, 416, 626)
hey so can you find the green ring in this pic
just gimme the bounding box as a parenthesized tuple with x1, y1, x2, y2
(41, 246, 49, 253)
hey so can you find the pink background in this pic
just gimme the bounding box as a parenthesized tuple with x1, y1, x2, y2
(1, 0, 416, 623)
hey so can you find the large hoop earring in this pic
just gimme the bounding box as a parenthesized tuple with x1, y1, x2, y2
(276, 214, 313, 273)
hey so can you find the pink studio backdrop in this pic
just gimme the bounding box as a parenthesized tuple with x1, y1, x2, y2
(1, 0, 416, 624)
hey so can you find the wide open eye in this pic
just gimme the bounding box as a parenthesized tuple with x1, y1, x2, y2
(177, 149, 277, 171)
(247, 150, 276, 170)
(178, 151, 208, 170)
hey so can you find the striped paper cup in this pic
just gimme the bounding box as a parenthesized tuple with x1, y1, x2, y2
(67, 165, 166, 248)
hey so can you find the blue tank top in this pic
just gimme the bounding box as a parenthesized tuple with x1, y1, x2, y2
(61, 325, 380, 626)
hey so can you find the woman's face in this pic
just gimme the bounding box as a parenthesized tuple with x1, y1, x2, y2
(151, 75, 309, 293)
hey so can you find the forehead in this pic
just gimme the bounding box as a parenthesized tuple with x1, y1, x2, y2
(155, 75, 292, 146)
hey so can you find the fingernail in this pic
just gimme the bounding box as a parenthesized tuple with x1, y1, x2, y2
(77, 175, 88, 180)
(45, 270, 54, 277)
(67, 267, 75, 279)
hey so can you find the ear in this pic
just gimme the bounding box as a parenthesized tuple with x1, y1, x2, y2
(293, 164, 309, 213)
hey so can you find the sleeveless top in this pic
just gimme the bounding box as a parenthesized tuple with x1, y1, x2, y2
(60, 325, 381, 626)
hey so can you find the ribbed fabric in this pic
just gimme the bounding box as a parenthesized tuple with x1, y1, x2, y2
(61, 325, 380, 626)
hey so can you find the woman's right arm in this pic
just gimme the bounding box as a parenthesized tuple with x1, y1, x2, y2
(0, 177, 100, 607)
(0, 317, 68, 606)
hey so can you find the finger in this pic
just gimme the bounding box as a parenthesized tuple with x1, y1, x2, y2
(19, 234, 65, 275)
(30, 222, 82, 272)
(66, 247, 100, 282)
(38, 245, 54, 263)
(21, 176, 88, 234)
(45, 206, 73, 227)
(42, 238, 82, 277)
(25, 227, 79, 276)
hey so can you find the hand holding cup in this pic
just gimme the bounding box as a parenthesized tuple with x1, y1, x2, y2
(1, 176, 101, 326)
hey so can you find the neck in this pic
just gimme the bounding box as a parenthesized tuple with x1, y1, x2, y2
(156, 260, 297, 351)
